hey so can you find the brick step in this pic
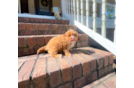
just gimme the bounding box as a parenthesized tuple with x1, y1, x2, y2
(18, 17, 69, 24)
(18, 47, 114, 88)
(82, 72, 116, 88)
(18, 23, 77, 35)
(18, 34, 89, 57)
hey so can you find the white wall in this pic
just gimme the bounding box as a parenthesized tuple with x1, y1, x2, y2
(114, 0, 134, 88)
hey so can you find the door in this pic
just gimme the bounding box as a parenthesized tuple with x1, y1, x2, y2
(35, 0, 52, 16)
(21, 0, 29, 13)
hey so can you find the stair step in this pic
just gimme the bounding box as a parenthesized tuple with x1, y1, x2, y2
(18, 17, 69, 24)
(18, 34, 89, 57)
(18, 23, 77, 35)
(18, 47, 114, 88)
(82, 72, 116, 88)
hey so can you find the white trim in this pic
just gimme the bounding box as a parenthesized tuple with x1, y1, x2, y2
(18, 13, 56, 19)
(18, 0, 21, 13)
(63, 13, 116, 55)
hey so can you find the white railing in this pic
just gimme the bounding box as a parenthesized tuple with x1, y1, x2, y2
(61, 0, 116, 55)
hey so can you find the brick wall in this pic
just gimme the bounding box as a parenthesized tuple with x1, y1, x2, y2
(18, 34, 89, 57)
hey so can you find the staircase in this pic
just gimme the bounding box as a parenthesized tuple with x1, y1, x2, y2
(18, 17, 114, 88)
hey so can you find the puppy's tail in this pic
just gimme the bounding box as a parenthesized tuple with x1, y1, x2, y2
(37, 46, 47, 54)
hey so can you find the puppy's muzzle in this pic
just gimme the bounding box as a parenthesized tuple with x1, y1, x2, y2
(71, 37, 75, 41)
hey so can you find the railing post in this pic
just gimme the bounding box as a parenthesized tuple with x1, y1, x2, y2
(73, 0, 76, 20)
(86, 0, 89, 28)
(101, 0, 106, 37)
(71, 0, 73, 18)
(81, 0, 84, 24)
(93, 0, 97, 31)
(18, 0, 21, 13)
(77, 0, 79, 22)
(114, 0, 116, 44)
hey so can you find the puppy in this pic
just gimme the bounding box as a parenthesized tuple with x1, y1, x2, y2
(37, 29, 80, 59)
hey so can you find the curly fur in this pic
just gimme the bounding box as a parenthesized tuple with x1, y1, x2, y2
(37, 29, 80, 59)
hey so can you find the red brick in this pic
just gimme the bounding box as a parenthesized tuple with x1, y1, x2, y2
(85, 35, 88, 41)
(55, 19, 58, 24)
(90, 53, 104, 70)
(57, 20, 61, 24)
(99, 72, 115, 82)
(18, 55, 37, 62)
(34, 18, 39, 23)
(57, 57, 72, 82)
(45, 36, 52, 45)
(30, 30, 39, 35)
(91, 71, 97, 81)
(37, 36, 44, 46)
(26, 23, 32, 30)
(61, 20, 65, 24)
(44, 24, 48, 30)
(19, 17, 25, 22)
(81, 42, 89, 47)
(74, 77, 86, 88)
(53, 24, 58, 30)
(19, 23, 26, 30)
(66, 20, 69, 24)
(32, 58, 48, 88)
(77, 42, 81, 47)
(51, 19, 55, 24)
(27, 37, 36, 46)
(47, 57, 62, 87)
(18, 37, 27, 48)
(65, 56, 82, 79)
(18, 17, 21, 22)
(83, 80, 100, 88)
(74, 26, 77, 31)
(43, 19, 47, 23)
(58, 82, 72, 88)
(94, 48, 114, 65)
(29, 18, 34, 23)
(46, 19, 50, 23)
(24, 17, 30, 23)
(104, 75, 116, 88)
(18, 60, 35, 88)
(77, 50, 97, 72)
(80, 34, 85, 41)
(18, 49, 24, 57)
(65, 25, 69, 30)
(49, 24, 54, 30)
(39, 24, 43, 30)
(38, 18, 43, 23)
(72, 51, 90, 75)
(32, 23, 38, 30)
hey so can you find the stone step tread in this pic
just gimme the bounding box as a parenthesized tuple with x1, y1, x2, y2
(18, 47, 114, 88)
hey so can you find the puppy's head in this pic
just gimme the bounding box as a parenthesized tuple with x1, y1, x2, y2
(64, 29, 80, 42)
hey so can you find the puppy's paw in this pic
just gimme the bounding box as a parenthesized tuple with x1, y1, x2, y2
(68, 54, 72, 58)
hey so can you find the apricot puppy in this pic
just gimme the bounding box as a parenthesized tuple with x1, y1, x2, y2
(37, 29, 80, 59)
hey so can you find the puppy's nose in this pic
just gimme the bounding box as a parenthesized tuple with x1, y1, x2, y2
(71, 37, 75, 41)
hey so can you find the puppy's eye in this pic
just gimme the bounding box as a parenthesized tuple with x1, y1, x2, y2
(74, 34, 76, 37)
(69, 35, 71, 37)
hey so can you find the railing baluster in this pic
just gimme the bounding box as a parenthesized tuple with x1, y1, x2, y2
(18, 0, 21, 13)
(114, 0, 116, 44)
(93, 0, 97, 32)
(101, 0, 106, 37)
(68, 0, 70, 16)
(73, 0, 76, 20)
(66, 0, 68, 15)
(81, 0, 84, 24)
(77, 0, 79, 22)
(86, 0, 89, 28)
